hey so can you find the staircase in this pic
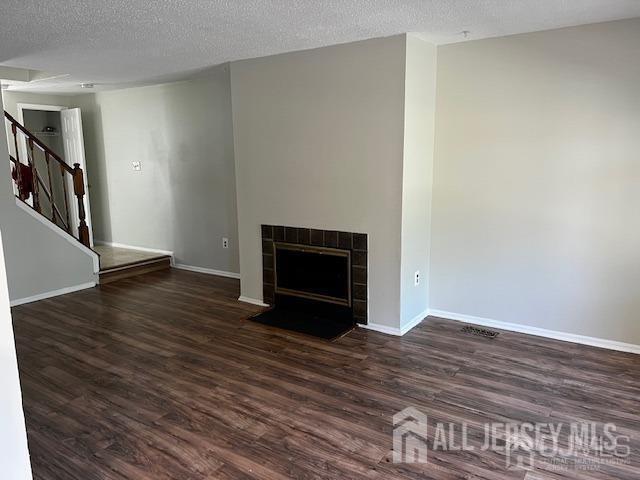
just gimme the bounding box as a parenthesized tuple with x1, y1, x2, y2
(4, 110, 90, 247)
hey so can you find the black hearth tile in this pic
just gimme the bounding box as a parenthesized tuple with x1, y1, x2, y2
(298, 228, 310, 245)
(354, 314, 367, 324)
(285, 227, 299, 243)
(353, 300, 367, 318)
(261, 225, 273, 240)
(352, 265, 367, 284)
(262, 253, 274, 270)
(324, 230, 338, 248)
(352, 250, 367, 267)
(310, 229, 324, 246)
(262, 239, 273, 254)
(274, 226, 285, 242)
(353, 233, 367, 251)
(338, 231, 352, 249)
(263, 268, 274, 285)
(352, 283, 367, 301)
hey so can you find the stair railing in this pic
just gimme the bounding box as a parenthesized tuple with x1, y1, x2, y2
(4, 111, 90, 248)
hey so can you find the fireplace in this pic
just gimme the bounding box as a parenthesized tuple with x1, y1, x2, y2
(274, 243, 351, 306)
(253, 225, 368, 339)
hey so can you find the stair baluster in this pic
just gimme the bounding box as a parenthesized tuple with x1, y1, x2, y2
(4, 110, 91, 248)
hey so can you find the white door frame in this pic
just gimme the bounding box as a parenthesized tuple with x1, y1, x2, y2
(16, 102, 66, 168)
(16, 102, 66, 124)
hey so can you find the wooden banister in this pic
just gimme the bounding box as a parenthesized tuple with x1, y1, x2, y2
(4, 110, 91, 248)
(4, 111, 72, 173)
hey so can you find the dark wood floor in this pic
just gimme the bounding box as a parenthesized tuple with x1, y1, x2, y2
(12, 269, 640, 479)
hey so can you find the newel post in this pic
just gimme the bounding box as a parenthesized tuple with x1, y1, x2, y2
(72, 163, 90, 248)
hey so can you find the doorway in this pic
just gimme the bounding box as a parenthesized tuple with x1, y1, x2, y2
(16, 103, 94, 247)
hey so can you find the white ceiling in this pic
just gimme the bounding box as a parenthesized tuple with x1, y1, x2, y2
(1, 0, 639, 94)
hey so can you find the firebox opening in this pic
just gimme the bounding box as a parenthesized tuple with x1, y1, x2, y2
(273, 242, 351, 307)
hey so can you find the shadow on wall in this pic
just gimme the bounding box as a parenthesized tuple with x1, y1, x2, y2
(158, 67, 238, 270)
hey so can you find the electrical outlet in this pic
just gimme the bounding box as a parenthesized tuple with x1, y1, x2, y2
(132, 161, 141, 171)
(414, 271, 420, 286)
(222, 237, 229, 249)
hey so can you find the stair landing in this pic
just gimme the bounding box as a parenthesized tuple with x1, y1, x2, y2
(95, 245, 171, 284)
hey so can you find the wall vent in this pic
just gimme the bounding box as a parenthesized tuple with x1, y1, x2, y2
(461, 325, 499, 339)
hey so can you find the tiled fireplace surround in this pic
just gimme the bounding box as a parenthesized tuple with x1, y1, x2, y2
(261, 225, 368, 325)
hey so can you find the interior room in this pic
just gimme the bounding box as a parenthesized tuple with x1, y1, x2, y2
(1, 2, 639, 479)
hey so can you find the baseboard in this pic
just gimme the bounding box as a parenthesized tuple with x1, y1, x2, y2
(428, 309, 640, 355)
(359, 322, 402, 336)
(173, 264, 240, 279)
(94, 240, 173, 258)
(358, 308, 428, 337)
(10, 282, 96, 307)
(400, 308, 429, 335)
(238, 296, 269, 307)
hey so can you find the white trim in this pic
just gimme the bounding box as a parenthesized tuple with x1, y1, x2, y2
(10, 281, 96, 307)
(15, 198, 100, 273)
(17, 102, 66, 125)
(173, 264, 240, 279)
(358, 322, 402, 336)
(94, 240, 173, 258)
(400, 308, 429, 335)
(428, 309, 640, 355)
(238, 296, 269, 307)
(358, 308, 428, 336)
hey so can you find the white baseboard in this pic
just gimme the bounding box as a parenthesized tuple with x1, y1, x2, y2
(359, 322, 402, 336)
(11, 282, 96, 307)
(94, 240, 173, 258)
(358, 308, 428, 337)
(238, 296, 269, 307)
(400, 308, 429, 335)
(428, 309, 640, 355)
(173, 264, 240, 279)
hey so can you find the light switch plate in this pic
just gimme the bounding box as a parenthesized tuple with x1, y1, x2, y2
(132, 161, 141, 171)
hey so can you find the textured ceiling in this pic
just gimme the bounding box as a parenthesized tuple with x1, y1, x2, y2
(1, 0, 640, 93)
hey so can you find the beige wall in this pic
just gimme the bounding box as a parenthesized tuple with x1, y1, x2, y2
(431, 18, 640, 344)
(231, 36, 407, 327)
(76, 66, 239, 273)
(400, 35, 437, 328)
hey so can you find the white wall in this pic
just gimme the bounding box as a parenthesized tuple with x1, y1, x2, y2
(399, 35, 437, 328)
(231, 36, 407, 328)
(0, 91, 33, 480)
(431, 18, 640, 345)
(75, 66, 239, 273)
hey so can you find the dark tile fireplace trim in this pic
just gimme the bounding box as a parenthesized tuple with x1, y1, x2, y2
(261, 225, 368, 324)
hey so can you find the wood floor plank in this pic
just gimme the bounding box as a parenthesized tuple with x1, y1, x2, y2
(11, 269, 640, 479)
